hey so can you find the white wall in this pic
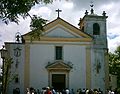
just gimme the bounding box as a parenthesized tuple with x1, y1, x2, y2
(64, 45, 86, 90)
(29, 44, 87, 91)
(30, 44, 54, 89)
(7, 42, 107, 93)
(7, 44, 25, 94)
(91, 49, 105, 92)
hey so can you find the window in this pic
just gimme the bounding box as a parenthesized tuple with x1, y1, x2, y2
(93, 23, 100, 35)
(109, 76, 111, 82)
(55, 46, 62, 60)
(15, 76, 19, 83)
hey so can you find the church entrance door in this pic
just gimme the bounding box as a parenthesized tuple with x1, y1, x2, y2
(52, 74, 66, 91)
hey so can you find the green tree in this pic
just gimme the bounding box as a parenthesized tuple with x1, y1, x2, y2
(30, 15, 47, 41)
(2, 58, 13, 94)
(109, 46, 120, 88)
(0, 75, 1, 82)
(0, 0, 68, 24)
(0, 0, 53, 24)
(0, 0, 68, 41)
(0, 0, 52, 41)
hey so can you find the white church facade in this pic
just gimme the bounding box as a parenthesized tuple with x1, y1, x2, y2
(4, 8, 109, 94)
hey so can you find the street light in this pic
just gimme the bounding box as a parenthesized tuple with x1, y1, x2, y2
(0, 45, 7, 94)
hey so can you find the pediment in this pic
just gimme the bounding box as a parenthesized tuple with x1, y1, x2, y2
(44, 26, 81, 38)
(43, 18, 92, 38)
(46, 61, 72, 71)
(23, 17, 92, 42)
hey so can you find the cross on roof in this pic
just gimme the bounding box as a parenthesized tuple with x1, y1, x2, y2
(56, 9, 62, 18)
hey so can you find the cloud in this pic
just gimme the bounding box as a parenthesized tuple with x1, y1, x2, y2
(108, 36, 120, 53)
(62, 2, 74, 9)
(72, 0, 120, 9)
(0, 0, 120, 53)
(29, 6, 52, 19)
(0, 17, 30, 47)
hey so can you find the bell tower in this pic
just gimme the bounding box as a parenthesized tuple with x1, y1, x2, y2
(78, 4, 108, 48)
(78, 4, 109, 93)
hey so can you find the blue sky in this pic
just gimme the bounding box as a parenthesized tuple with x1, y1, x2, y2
(0, 0, 120, 53)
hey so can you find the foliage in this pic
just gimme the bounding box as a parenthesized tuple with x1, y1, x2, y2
(0, 0, 51, 42)
(0, 75, 2, 82)
(2, 58, 13, 94)
(30, 15, 47, 31)
(0, 0, 69, 41)
(109, 46, 120, 87)
(30, 15, 47, 40)
(0, 0, 69, 24)
(0, 0, 52, 24)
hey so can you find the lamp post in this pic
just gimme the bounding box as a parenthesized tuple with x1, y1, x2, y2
(0, 46, 7, 94)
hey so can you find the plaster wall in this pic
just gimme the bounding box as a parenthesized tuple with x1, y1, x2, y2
(7, 44, 25, 94)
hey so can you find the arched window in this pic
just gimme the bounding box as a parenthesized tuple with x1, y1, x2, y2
(93, 23, 100, 35)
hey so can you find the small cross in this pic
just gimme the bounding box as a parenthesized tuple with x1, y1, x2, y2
(56, 9, 62, 18)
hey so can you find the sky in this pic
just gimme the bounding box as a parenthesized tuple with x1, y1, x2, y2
(0, 0, 120, 54)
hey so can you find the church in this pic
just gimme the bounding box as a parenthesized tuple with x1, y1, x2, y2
(3, 7, 109, 94)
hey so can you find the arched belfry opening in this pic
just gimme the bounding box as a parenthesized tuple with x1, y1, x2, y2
(93, 23, 100, 35)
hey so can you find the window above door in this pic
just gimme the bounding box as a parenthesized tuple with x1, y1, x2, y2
(55, 46, 63, 60)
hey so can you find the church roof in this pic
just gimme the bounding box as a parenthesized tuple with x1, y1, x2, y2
(23, 17, 92, 42)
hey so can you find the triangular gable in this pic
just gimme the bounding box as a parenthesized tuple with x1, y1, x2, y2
(44, 26, 81, 38)
(46, 61, 72, 71)
(43, 18, 92, 38)
(23, 17, 92, 42)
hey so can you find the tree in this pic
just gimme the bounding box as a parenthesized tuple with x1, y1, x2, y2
(0, 0, 52, 40)
(109, 46, 120, 88)
(0, 0, 53, 24)
(0, 0, 68, 41)
(2, 58, 13, 94)
(0, 0, 68, 24)
(30, 15, 47, 41)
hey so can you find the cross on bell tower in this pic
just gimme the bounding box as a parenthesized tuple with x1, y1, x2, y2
(56, 9, 62, 18)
